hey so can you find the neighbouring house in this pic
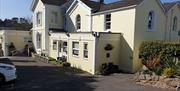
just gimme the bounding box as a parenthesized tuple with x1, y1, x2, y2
(0, 30, 32, 56)
(163, 2, 180, 41)
(31, 0, 180, 74)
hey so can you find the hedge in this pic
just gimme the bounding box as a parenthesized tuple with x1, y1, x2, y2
(139, 41, 180, 76)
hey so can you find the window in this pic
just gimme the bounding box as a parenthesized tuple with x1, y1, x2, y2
(105, 14, 111, 30)
(59, 41, 61, 52)
(51, 11, 58, 23)
(76, 14, 81, 30)
(63, 42, 67, 53)
(72, 42, 79, 56)
(172, 16, 177, 31)
(36, 12, 42, 26)
(36, 32, 41, 49)
(53, 41, 57, 50)
(148, 11, 155, 30)
(83, 43, 88, 58)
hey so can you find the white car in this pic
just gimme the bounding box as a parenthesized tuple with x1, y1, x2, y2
(0, 63, 17, 85)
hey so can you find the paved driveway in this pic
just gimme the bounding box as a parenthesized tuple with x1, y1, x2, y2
(1, 57, 172, 91)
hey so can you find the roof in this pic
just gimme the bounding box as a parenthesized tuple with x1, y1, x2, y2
(163, 2, 177, 12)
(81, 0, 101, 11)
(49, 28, 67, 33)
(41, 0, 68, 6)
(98, 0, 144, 12)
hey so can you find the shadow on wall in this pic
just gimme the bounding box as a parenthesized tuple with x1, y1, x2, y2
(119, 36, 133, 73)
(1, 65, 97, 91)
(66, 15, 77, 32)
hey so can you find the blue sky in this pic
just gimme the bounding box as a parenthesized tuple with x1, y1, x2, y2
(0, 0, 180, 20)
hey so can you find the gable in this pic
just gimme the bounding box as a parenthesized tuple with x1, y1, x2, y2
(31, 0, 39, 11)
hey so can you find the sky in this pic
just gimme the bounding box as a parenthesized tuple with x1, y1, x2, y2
(0, 0, 180, 20)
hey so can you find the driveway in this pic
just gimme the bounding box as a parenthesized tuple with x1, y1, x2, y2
(1, 57, 173, 91)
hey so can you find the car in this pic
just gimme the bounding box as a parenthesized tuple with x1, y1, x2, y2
(0, 63, 17, 86)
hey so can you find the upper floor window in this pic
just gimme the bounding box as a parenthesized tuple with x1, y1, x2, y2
(105, 14, 111, 30)
(148, 11, 155, 31)
(172, 16, 177, 31)
(36, 12, 42, 26)
(51, 11, 58, 23)
(76, 14, 81, 30)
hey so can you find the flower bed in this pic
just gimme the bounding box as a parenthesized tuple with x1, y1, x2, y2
(135, 70, 180, 90)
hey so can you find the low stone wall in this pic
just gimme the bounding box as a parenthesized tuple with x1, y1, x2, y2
(32, 53, 49, 63)
(135, 72, 180, 90)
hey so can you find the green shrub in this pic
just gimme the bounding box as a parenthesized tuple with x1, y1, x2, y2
(48, 57, 56, 61)
(139, 41, 180, 76)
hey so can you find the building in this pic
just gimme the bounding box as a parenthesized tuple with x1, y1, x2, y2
(0, 30, 32, 56)
(31, 0, 180, 74)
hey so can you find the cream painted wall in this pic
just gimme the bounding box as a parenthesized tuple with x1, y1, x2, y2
(67, 2, 91, 32)
(166, 5, 180, 42)
(133, 0, 166, 72)
(95, 33, 122, 73)
(49, 33, 95, 74)
(92, 8, 136, 72)
(0, 30, 31, 56)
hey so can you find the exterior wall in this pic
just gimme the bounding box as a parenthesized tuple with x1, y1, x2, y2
(49, 33, 95, 74)
(0, 30, 31, 56)
(92, 8, 136, 72)
(166, 5, 180, 42)
(67, 2, 91, 32)
(32, 0, 46, 53)
(133, 0, 166, 72)
(46, 5, 64, 29)
(95, 33, 122, 73)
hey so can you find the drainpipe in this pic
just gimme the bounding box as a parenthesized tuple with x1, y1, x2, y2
(164, 12, 168, 41)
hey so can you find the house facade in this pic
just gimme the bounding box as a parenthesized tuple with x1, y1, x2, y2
(31, 0, 180, 74)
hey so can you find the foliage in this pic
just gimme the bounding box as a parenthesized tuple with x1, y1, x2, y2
(48, 57, 56, 61)
(162, 68, 173, 78)
(139, 41, 180, 77)
(0, 17, 32, 30)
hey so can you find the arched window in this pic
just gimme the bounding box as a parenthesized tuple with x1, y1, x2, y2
(172, 16, 177, 31)
(76, 14, 81, 30)
(148, 11, 155, 30)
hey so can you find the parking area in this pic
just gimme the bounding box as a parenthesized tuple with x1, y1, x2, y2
(0, 57, 172, 91)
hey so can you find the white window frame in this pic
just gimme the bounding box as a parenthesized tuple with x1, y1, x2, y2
(147, 11, 155, 31)
(172, 16, 177, 31)
(52, 40, 57, 50)
(104, 14, 111, 31)
(36, 12, 42, 26)
(63, 41, 67, 53)
(36, 32, 41, 49)
(76, 14, 81, 31)
(83, 43, 88, 59)
(72, 42, 79, 56)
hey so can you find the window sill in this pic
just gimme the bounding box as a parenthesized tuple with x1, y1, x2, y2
(72, 55, 79, 58)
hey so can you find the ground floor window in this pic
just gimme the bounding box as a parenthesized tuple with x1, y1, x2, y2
(53, 41, 57, 50)
(36, 32, 41, 49)
(63, 41, 67, 53)
(83, 43, 88, 58)
(72, 42, 79, 56)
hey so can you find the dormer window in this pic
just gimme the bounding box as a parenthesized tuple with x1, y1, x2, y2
(76, 14, 81, 30)
(172, 16, 177, 31)
(36, 12, 42, 26)
(148, 11, 155, 31)
(105, 14, 111, 30)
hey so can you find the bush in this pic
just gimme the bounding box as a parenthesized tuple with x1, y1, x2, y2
(139, 41, 180, 76)
(62, 62, 71, 67)
(48, 57, 56, 61)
